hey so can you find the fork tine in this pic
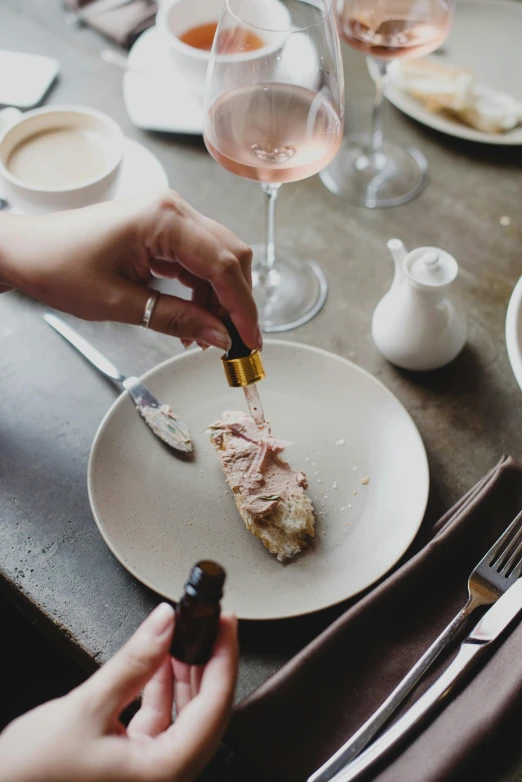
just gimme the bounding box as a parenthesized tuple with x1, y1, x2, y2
(512, 556, 522, 581)
(501, 537, 522, 577)
(486, 509, 522, 568)
(495, 524, 522, 572)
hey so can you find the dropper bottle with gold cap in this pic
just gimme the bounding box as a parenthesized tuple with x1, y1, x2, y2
(221, 320, 266, 428)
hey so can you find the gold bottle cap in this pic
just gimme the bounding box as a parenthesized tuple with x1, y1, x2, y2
(221, 350, 265, 387)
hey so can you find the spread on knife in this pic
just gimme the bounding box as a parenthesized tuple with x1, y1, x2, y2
(207, 411, 315, 561)
(138, 403, 192, 452)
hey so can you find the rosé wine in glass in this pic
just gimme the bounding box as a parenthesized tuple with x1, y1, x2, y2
(203, 0, 344, 333)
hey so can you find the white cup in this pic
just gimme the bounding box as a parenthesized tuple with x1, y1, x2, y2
(156, 0, 290, 95)
(0, 105, 124, 214)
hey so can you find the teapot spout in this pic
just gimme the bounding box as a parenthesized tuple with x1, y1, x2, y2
(387, 238, 408, 292)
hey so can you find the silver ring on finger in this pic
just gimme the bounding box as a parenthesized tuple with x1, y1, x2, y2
(141, 290, 160, 329)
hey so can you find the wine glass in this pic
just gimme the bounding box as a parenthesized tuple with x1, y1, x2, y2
(320, 0, 455, 208)
(203, 0, 344, 333)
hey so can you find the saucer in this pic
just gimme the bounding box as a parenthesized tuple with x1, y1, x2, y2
(0, 137, 169, 212)
(123, 25, 321, 136)
(116, 137, 169, 196)
(124, 27, 203, 135)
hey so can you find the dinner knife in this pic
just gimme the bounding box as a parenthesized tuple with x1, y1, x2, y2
(44, 312, 192, 454)
(326, 576, 522, 782)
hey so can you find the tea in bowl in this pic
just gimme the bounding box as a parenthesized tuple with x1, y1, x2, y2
(156, 0, 289, 94)
(0, 106, 124, 214)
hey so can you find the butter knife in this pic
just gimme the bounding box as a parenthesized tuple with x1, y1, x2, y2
(330, 576, 522, 782)
(44, 312, 192, 454)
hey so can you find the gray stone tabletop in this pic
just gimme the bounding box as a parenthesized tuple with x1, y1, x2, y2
(1, 0, 522, 776)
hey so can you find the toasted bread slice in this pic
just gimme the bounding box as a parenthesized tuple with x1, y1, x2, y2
(454, 85, 522, 133)
(397, 59, 522, 134)
(208, 413, 315, 562)
(397, 59, 473, 113)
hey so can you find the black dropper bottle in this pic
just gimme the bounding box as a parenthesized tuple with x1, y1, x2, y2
(170, 561, 226, 665)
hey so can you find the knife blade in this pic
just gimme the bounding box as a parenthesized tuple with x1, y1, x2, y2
(44, 312, 192, 454)
(329, 576, 522, 782)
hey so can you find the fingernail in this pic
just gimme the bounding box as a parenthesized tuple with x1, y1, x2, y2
(255, 326, 263, 351)
(201, 329, 232, 352)
(148, 602, 175, 635)
(230, 613, 239, 631)
(181, 339, 194, 350)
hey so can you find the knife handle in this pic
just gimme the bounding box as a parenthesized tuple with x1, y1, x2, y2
(330, 642, 483, 782)
(44, 312, 125, 387)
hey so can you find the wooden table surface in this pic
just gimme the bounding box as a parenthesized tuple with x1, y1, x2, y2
(1, 1, 522, 778)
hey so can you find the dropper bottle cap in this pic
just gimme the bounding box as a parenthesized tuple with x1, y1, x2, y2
(221, 320, 265, 388)
(185, 561, 226, 603)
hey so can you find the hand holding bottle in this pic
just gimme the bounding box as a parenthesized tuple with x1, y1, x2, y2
(0, 603, 238, 782)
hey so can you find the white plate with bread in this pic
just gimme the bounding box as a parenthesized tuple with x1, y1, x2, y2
(386, 0, 522, 145)
(88, 341, 429, 620)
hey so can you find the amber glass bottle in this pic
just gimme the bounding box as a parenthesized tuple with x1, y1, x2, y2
(170, 561, 226, 665)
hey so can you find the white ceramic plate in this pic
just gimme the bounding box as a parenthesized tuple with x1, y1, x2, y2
(0, 138, 168, 211)
(88, 342, 429, 620)
(386, 0, 522, 145)
(506, 277, 522, 391)
(123, 25, 321, 135)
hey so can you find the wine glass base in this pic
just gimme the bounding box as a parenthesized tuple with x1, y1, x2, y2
(320, 133, 429, 208)
(251, 245, 328, 333)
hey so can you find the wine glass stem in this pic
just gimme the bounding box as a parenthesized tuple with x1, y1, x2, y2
(370, 58, 389, 154)
(261, 182, 281, 278)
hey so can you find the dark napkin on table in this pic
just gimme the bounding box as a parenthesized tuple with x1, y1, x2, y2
(224, 455, 522, 782)
(64, 0, 157, 48)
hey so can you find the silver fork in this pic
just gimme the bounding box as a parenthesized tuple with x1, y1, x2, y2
(309, 509, 522, 782)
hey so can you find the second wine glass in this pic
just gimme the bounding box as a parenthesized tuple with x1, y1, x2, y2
(203, 0, 344, 333)
(321, 0, 455, 208)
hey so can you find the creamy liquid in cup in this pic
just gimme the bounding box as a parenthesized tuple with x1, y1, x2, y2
(6, 126, 111, 189)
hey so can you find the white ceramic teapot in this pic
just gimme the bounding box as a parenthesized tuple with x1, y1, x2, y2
(372, 239, 467, 371)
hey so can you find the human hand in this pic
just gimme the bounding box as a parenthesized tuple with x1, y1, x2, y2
(0, 192, 261, 351)
(0, 603, 238, 782)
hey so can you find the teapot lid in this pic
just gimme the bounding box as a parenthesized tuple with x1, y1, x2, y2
(405, 247, 458, 288)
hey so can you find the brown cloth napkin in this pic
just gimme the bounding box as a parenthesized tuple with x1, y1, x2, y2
(226, 455, 522, 782)
(64, 0, 157, 48)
